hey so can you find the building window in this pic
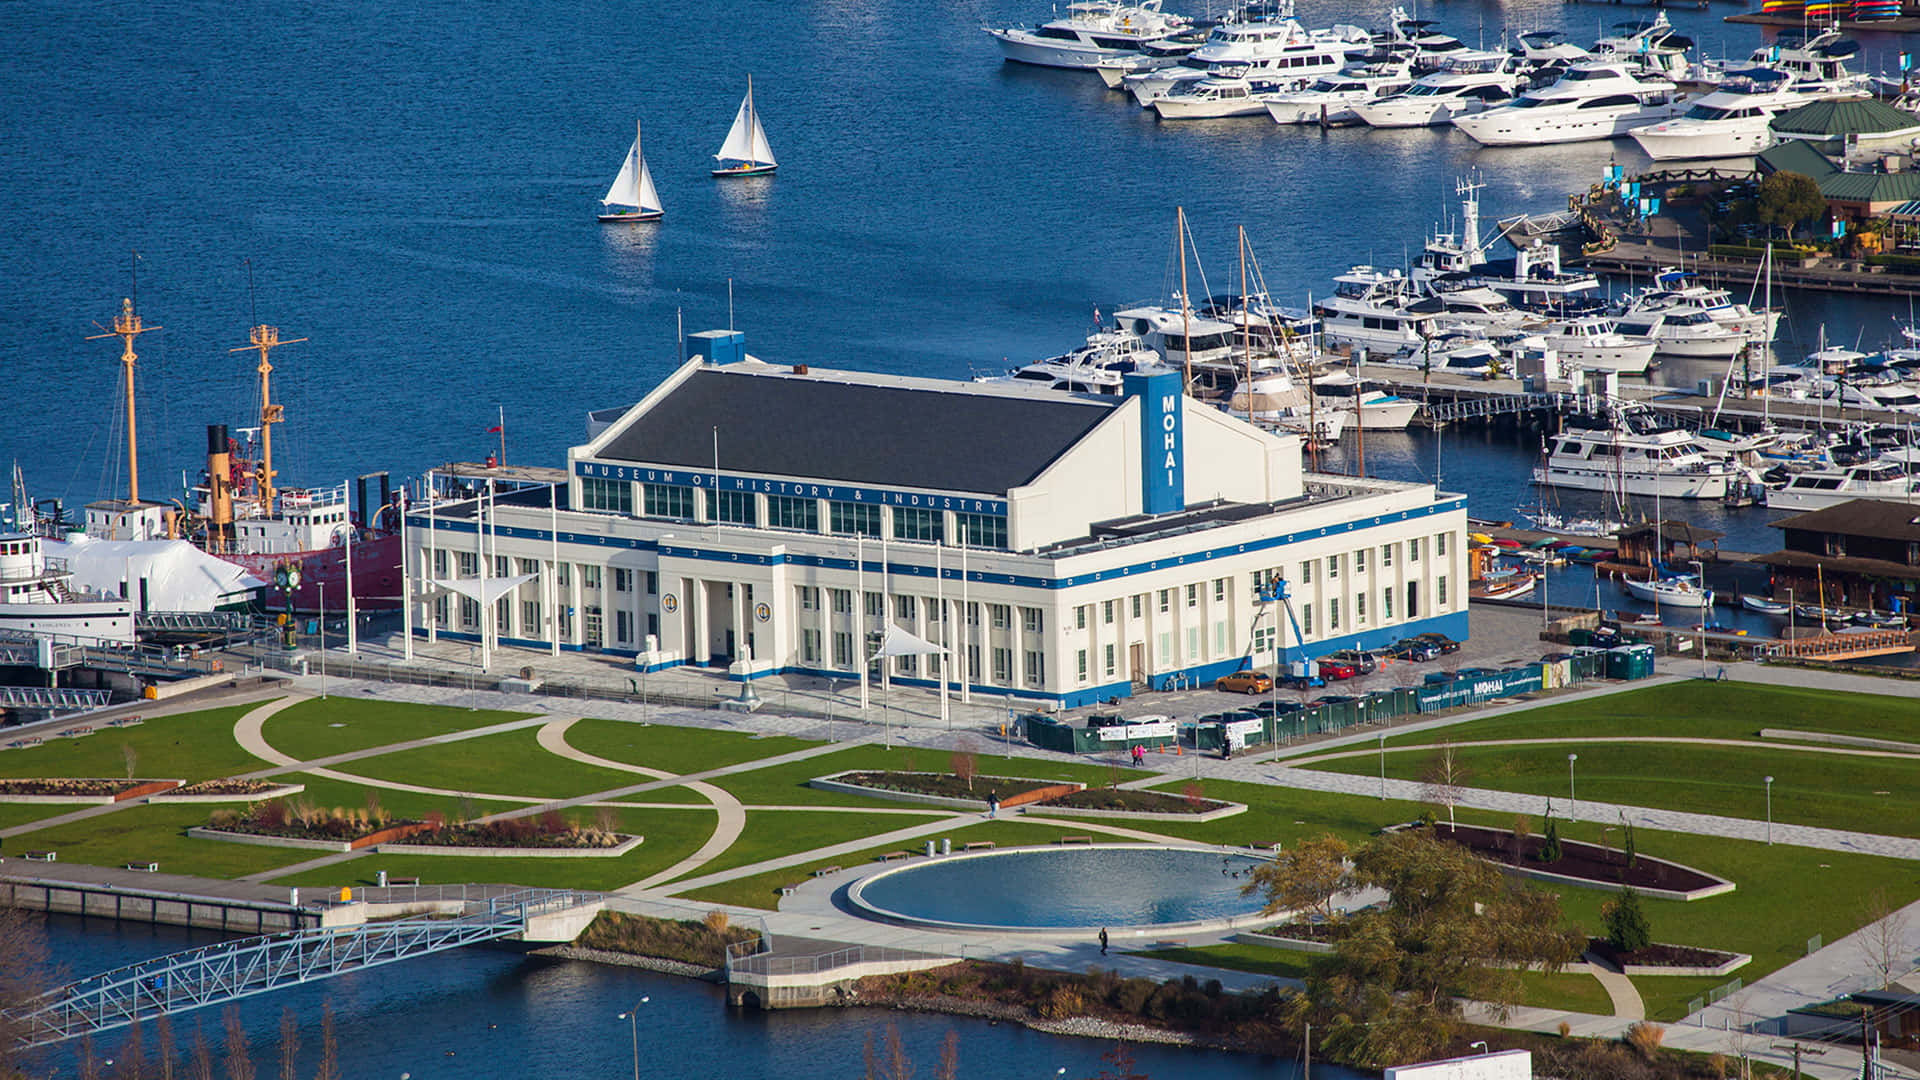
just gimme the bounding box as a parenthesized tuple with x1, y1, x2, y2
(433, 595, 449, 628)
(991, 604, 1009, 629)
(1382, 543, 1395, 568)
(616, 610, 632, 644)
(1022, 608, 1042, 633)
(1103, 600, 1115, 625)
(1024, 650, 1044, 687)
(924, 597, 942, 623)
(833, 631, 853, 667)
(581, 477, 633, 514)
(1357, 593, 1368, 625)
(895, 596, 917, 621)
(1301, 604, 1315, 638)
(1438, 575, 1449, 607)
(829, 501, 881, 537)
(1252, 623, 1275, 655)
(642, 483, 695, 520)
(767, 495, 819, 532)
(1213, 578, 1227, 602)
(1076, 649, 1089, 683)
(865, 591, 884, 618)
(1436, 532, 1449, 558)
(583, 606, 603, 646)
(1355, 549, 1367, 574)
(802, 628, 822, 664)
(457, 551, 478, 576)
(1131, 594, 1143, 619)
(1214, 621, 1228, 654)
(1104, 643, 1116, 676)
(522, 600, 540, 634)
(1158, 631, 1173, 665)
(965, 602, 979, 627)
(1186, 584, 1198, 608)
(830, 588, 852, 614)
(992, 647, 1013, 683)
(1384, 589, 1395, 621)
(1329, 598, 1341, 632)
(1409, 537, 1422, 562)
(798, 586, 819, 611)
(646, 571, 657, 595)
(966, 645, 981, 680)
(709, 490, 756, 526)
(892, 507, 943, 543)
(1186, 626, 1201, 662)
(519, 558, 539, 576)
(581, 565, 602, 590)
(1158, 589, 1170, 614)
(1328, 554, 1341, 579)
(898, 654, 917, 676)
(614, 568, 632, 593)
(955, 512, 1007, 550)
(1301, 560, 1314, 584)
(647, 613, 658, 639)
(494, 556, 509, 579)
(557, 562, 569, 586)
(1074, 606, 1087, 631)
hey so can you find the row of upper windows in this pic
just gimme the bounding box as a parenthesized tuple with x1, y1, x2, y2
(796, 586, 1044, 632)
(583, 479, 1009, 549)
(1296, 535, 1449, 584)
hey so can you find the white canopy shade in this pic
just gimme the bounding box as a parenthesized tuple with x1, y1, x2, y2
(431, 574, 537, 605)
(869, 622, 946, 661)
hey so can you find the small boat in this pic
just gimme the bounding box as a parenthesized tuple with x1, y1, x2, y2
(1624, 574, 1712, 609)
(1739, 595, 1791, 617)
(1491, 538, 1523, 549)
(1472, 572, 1538, 601)
(713, 76, 777, 178)
(1794, 604, 1848, 623)
(1526, 537, 1559, 550)
(1692, 623, 1745, 636)
(1469, 531, 1494, 544)
(598, 119, 664, 223)
(1854, 610, 1908, 628)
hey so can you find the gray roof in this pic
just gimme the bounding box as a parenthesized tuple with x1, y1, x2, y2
(1773, 498, 1920, 542)
(595, 368, 1117, 495)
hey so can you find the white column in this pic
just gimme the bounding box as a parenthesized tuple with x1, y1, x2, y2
(692, 577, 712, 665)
(549, 483, 561, 658)
(936, 542, 949, 729)
(959, 542, 972, 703)
(567, 565, 582, 648)
(425, 472, 437, 644)
(856, 536, 869, 711)
(345, 528, 357, 655)
(401, 499, 413, 662)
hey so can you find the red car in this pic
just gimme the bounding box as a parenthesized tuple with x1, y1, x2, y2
(1316, 658, 1359, 681)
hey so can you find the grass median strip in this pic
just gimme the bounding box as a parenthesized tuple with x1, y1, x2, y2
(260, 698, 533, 762)
(0, 703, 265, 784)
(562, 718, 820, 774)
(344, 728, 650, 800)
(664, 809, 949, 884)
(711, 744, 1150, 808)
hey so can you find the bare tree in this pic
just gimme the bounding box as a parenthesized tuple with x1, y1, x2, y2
(950, 745, 978, 793)
(123, 743, 139, 781)
(862, 1022, 915, 1080)
(222, 1006, 254, 1080)
(78, 1033, 102, 1080)
(313, 1002, 339, 1080)
(191, 1019, 214, 1080)
(1420, 741, 1471, 828)
(277, 1007, 300, 1080)
(935, 1030, 960, 1080)
(157, 1012, 176, 1080)
(0, 906, 57, 1076)
(1859, 887, 1913, 990)
(118, 1012, 147, 1080)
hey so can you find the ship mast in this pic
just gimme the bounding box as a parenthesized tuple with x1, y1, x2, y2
(232, 323, 305, 515)
(87, 297, 160, 505)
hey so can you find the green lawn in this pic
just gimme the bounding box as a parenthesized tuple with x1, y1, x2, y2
(666, 808, 949, 883)
(0, 704, 266, 784)
(261, 697, 533, 762)
(342, 728, 654, 800)
(282, 773, 526, 823)
(1511, 970, 1619, 1017)
(6, 804, 319, 879)
(268, 804, 719, 893)
(1371, 682, 1920, 751)
(676, 819, 1100, 909)
(1141, 942, 1315, 982)
(0, 804, 85, 833)
(562, 718, 821, 775)
(1310, 741, 1920, 839)
(712, 744, 1150, 808)
(1138, 776, 1435, 848)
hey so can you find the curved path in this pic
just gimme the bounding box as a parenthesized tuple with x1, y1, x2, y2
(1582, 954, 1646, 1021)
(536, 717, 748, 891)
(1287, 734, 1920, 769)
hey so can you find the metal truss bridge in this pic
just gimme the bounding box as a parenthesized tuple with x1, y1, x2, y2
(8, 887, 598, 1047)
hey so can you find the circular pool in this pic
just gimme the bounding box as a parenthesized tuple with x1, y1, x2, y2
(847, 845, 1271, 933)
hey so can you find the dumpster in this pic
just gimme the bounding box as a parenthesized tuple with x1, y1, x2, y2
(1607, 643, 1656, 681)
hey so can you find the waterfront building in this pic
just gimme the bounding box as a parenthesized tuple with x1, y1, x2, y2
(403, 332, 1467, 708)
(1757, 499, 1920, 612)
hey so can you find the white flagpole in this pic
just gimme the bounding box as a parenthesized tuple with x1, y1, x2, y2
(425, 471, 437, 645)
(937, 541, 949, 730)
(550, 482, 561, 658)
(480, 479, 492, 673)
(401, 481, 413, 662)
(856, 533, 869, 712)
(345, 515, 357, 655)
(960, 540, 971, 704)
(880, 529, 891, 696)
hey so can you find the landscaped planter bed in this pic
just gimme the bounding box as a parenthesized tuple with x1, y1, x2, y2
(1411, 823, 1735, 901)
(191, 821, 435, 853)
(809, 771, 1082, 811)
(377, 834, 644, 858)
(0, 778, 182, 804)
(1589, 938, 1750, 977)
(1022, 787, 1245, 822)
(150, 779, 305, 804)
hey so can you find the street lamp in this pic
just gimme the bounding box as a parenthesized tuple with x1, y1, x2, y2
(1764, 775, 1775, 845)
(826, 677, 841, 742)
(1471, 1041, 1489, 1056)
(1567, 753, 1579, 822)
(616, 997, 650, 1080)
(1378, 732, 1387, 800)
(1690, 559, 1707, 678)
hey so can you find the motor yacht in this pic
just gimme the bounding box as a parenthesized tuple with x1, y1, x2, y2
(1094, 28, 1210, 88)
(1615, 268, 1778, 344)
(1452, 62, 1684, 146)
(1223, 371, 1348, 443)
(1349, 51, 1524, 127)
(1810, 375, 1920, 415)
(1310, 372, 1420, 429)
(1469, 241, 1605, 314)
(1694, 29, 1870, 96)
(1610, 308, 1746, 360)
(1533, 404, 1757, 500)
(1381, 10, 1471, 74)
(1768, 458, 1920, 511)
(1124, 8, 1371, 105)
(1590, 14, 1695, 83)
(1263, 61, 1414, 125)
(1312, 267, 1441, 354)
(1628, 70, 1814, 160)
(1538, 316, 1657, 373)
(1422, 277, 1538, 332)
(986, 1, 1195, 70)
(983, 328, 1161, 395)
(1112, 303, 1245, 370)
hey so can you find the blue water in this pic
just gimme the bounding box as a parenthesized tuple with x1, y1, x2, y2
(2, 0, 1914, 519)
(856, 847, 1269, 928)
(24, 914, 1357, 1079)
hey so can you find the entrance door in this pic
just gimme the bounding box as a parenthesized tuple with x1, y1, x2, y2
(1406, 582, 1420, 619)
(1129, 642, 1146, 686)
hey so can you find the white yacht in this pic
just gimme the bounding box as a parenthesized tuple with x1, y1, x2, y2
(1452, 62, 1684, 146)
(1349, 52, 1524, 128)
(1811, 375, 1920, 415)
(1263, 62, 1414, 125)
(1094, 30, 1209, 88)
(1382, 12, 1471, 74)
(1590, 14, 1694, 84)
(1311, 267, 1440, 354)
(986, 1, 1195, 70)
(1539, 316, 1657, 374)
(1310, 372, 1420, 429)
(1515, 30, 1592, 70)
(1422, 277, 1536, 332)
(1694, 29, 1870, 96)
(1533, 406, 1757, 500)
(985, 328, 1162, 395)
(1128, 11, 1371, 108)
(1610, 308, 1746, 360)
(1225, 370, 1349, 443)
(0, 531, 135, 645)
(1628, 70, 1812, 160)
(1112, 304, 1244, 369)
(1470, 241, 1604, 314)
(1615, 269, 1778, 345)
(1374, 330, 1506, 379)
(1768, 459, 1920, 511)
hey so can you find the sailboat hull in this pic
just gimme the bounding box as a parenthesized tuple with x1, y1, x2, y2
(712, 163, 778, 177)
(598, 210, 664, 223)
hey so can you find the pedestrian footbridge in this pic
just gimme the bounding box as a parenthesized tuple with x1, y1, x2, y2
(7, 887, 601, 1047)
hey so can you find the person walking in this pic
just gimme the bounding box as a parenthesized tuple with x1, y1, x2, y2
(1099, 927, 1109, 955)
(988, 791, 999, 819)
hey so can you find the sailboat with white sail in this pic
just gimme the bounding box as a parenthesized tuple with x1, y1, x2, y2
(713, 77, 778, 178)
(599, 120, 663, 223)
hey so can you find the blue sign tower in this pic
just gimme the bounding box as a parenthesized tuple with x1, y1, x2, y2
(1123, 370, 1185, 515)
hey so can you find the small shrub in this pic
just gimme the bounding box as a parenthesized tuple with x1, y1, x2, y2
(1709, 1052, 1729, 1078)
(1603, 888, 1652, 953)
(1557, 1020, 1572, 1038)
(1539, 815, 1563, 864)
(703, 909, 732, 938)
(539, 809, 566, 836)
(1181, 782, 1206, 810)
(208, 809, 239, 829)
(1624, 1021, 1664, 1059)
(594, 805, 619, 834)
(1040, 984, 1085, 1020)
(1112, 978, 1154, 1014)
(254, 800, 287, 830)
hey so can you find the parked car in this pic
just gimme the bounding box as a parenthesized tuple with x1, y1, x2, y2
(1317, 658, 1359, 681)
(1310, 694, 1357, 707)
(1246, 699, 1304, 719)
(1215, 671, 1274, 695)
(1386, 638, 1442, 662)
(1277, 671, 1326, 691)
(1324, 648, 1379, 675)
(1414, 632, 1463, 655)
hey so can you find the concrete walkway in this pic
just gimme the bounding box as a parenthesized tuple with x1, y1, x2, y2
(1290, 733, 1920, 769)
(1582, 953, 1646, 1021)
